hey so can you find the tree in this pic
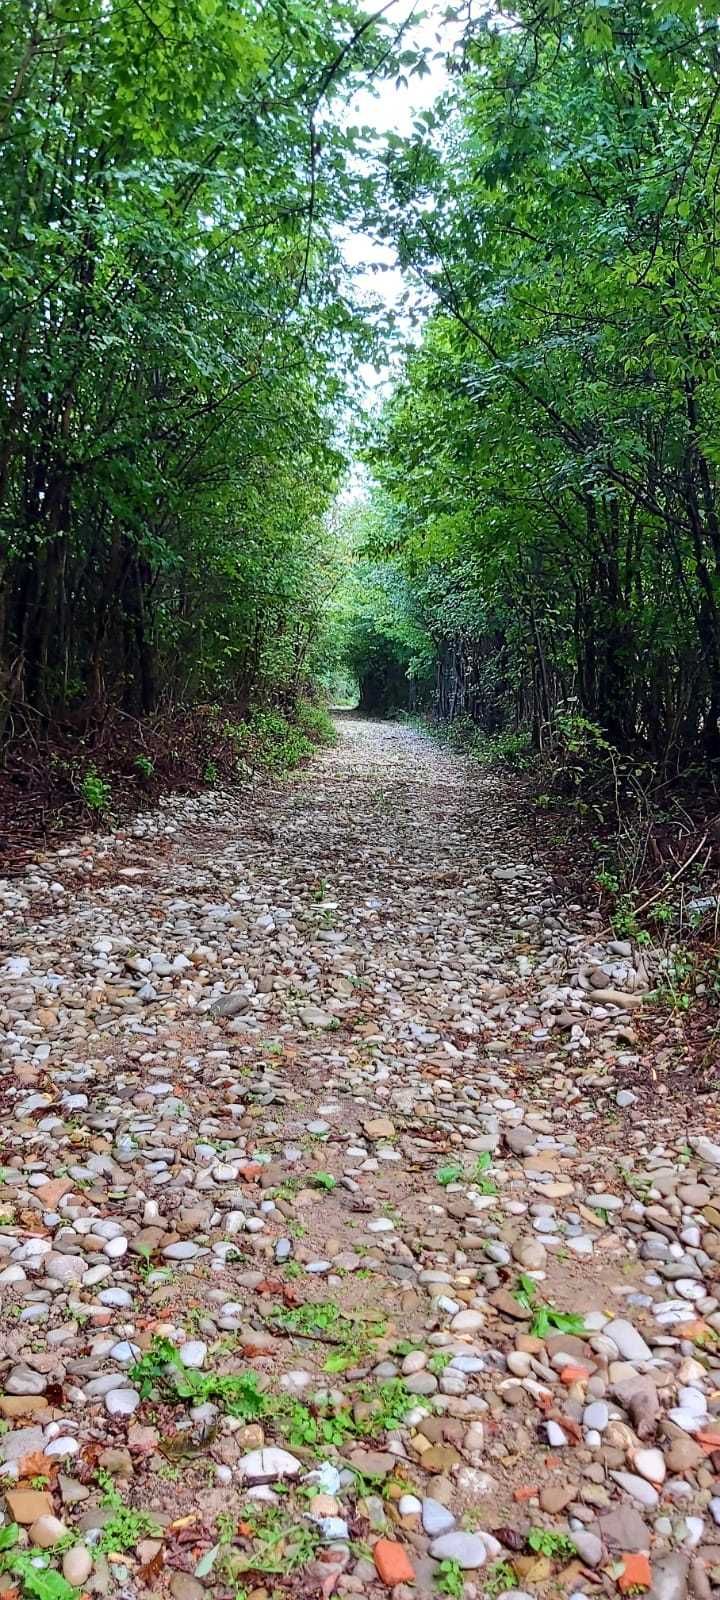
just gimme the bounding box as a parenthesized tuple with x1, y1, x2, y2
(0, 0, 396, 728)
(369, 0, 720, 768)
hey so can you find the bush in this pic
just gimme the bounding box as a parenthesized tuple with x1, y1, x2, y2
(295, 701, 337, 746)
(438, 717, 533, 769)
(80, 766, 112, 812)
(223, 701, 336, 777)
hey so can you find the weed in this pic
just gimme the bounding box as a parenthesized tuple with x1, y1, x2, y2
(486, 1560, 517, 1596)
(436, 1556, 465, 1596)
(216, 1512, 237, 1545)
(427, 1350, 453, 1376)
(436, 1161, 464, 1187)
(128, 1334, 413, 1447)
(234, 1505, 322, 1576)
(295, 701, 337, 746)
(95, 1470, 161, 1552)
(652, 948, 696, 1013)
(312, 1171, 336, 1191)
(527, 1528, 576, 1559)
(609, 892, 650, 945)
(649, 899, 674, 928)
(270, 1300, 386, 1371)
(514, 1275, 585, 1338)
(80, 766, 111, 812)
(436, 1152, 496, 1193)
(203, 760, 219, 784)
(440, 718, 532, 771)
(393, 1339, 423, 1357)
(129, 1334, 180, 1395)
(133, 754, 154, 778)
(0, 1524, 74, 1600)
(130, 1338, 269, 1419)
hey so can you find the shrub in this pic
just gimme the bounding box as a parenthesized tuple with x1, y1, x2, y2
(295, 700, 337, 745)
(80, 766, 112, 811)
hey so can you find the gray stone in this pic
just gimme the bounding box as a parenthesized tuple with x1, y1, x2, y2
(210, 991, 250, 1017)
(237, 1447, 302, 1482)
(422, 1499, 456, 1537)
(571, 1531, 603, 1568)
(603, 1318, 653, 1362)
(599, 1506, 651, 1553)
(5, 1363, 47, 1395)
(104, 1387, 140, 1417)
(429, 1533, 489, 1569)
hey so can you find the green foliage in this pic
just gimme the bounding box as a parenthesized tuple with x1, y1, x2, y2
(427, 1351, 453, 1376)
(269, 1299, 387, 1370)
(0, 0, 406, 742)
(224, 705, 332, 775)
(486, 1560, 518, 1596)
(436, 1557, 465, 1596)
(436, 1151, 496, 1193)
(128, 1335, 413, 1445)
(514, 1275, 586, 1338)
(367, 0, 720, 772)
(96, 1470, 161, 1553)
(653, 949, 697, 1013)
(294, 703, 337, 747)
(0, 1526, 75, 1600)
(134, 755, 155, 779)
(527, 1529, 576, 1559)
(230, 1505, 321, 1577)
(436, 1161, 464, 1187)
(441, 720, 533, 770)
(80, 767, 112, 812)
(318, 503, 435, 716)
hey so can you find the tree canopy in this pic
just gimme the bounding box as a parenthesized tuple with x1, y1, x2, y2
(0, 0, 396, 727)
(3, 0, 720, 782)
(364, 0, 720, 767)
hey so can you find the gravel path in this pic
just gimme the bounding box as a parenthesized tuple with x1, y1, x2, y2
(2, 718, 720, 1600)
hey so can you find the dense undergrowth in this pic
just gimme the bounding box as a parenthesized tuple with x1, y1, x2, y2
(0, 701, 336, 860)
(422, 704, 720, 1060)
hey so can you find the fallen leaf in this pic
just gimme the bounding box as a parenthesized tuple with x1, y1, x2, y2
(138, 1549, 164, 1584)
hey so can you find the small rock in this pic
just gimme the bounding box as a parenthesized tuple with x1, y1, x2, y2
(104, 1387, 140, 1417)
(4, 1489, 54, 1524)
(364, 1118, 395, 1140)
(29, 1515, 68, 1549)
(429, 1533, 489, 1569)
(237, 1447, 302, 1482)
(62, 1547, 93, 1588)
(604, 1319, 652, 1362)
(422, 1499, 456, 1537)
(170, 1574, 205, 1600)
